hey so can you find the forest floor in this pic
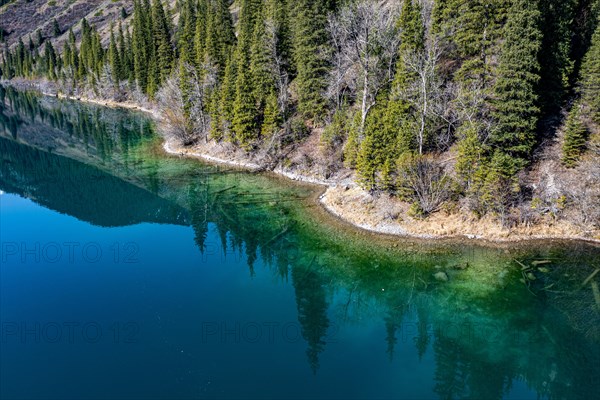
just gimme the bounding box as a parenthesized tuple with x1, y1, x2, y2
(5, 78, 600, 244)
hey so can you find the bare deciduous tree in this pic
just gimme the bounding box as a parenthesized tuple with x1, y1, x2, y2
(327, 0, 401, 132)
(397, 156, 452, 215)
(98, 64, 127, 102)
(157, 62, 217, 145)
(398, 40, 453, 154)
(265, 18, 290, 117)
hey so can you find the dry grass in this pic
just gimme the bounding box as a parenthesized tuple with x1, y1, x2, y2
(321, 185, 600, 242)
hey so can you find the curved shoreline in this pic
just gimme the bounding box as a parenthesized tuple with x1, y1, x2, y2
(162, 140, 600, 246)
(5, 82, 598, 245)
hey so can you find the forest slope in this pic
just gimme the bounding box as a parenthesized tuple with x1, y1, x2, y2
(1, 0, 599, 241)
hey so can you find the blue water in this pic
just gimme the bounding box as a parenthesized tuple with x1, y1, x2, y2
(1, 88, 599, 399)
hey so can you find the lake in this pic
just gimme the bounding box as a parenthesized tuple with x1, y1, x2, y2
(1, 86, 599, 399)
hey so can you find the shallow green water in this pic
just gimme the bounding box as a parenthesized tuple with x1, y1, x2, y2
(1, 87, 599, 399)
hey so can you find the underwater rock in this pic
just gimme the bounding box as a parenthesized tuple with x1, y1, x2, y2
(434, 271, 449, 282)
(452, 262, 469, 270)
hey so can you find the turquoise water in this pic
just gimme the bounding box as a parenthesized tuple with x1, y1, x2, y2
(1, 87, 599, 399)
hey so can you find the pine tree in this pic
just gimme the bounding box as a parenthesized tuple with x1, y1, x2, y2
(109, 24, 122, 84)
(91, 29, 104, 76)
(43, 41, 57, 80)
(537, 0, 577, 117)
(152, 0, 174, 85)
(215, 53, 237, 139)
(399, 0, 425, 54)
(356, 134, 378, 190)
(266, 0, 291, 71)
(233, 65, 259, 148)
(117, 22, 127, 79)
(290, 0, 329, 121)
(36, 30, 43, 47)
(379, 0, 425, 174)
(202, 0, 236, 75)
(456, 122, 489, 188)
(142, 0, 158, 97)
(492, 0, 543, 166)
(581, 22, 600, 123)
(178, 0, 196, 66)
(125, 28, 135, 85)
(232, 0, 260, 148)
(250, 11, 275, 115)
(78, 18, 92, 79)
(562, 103, 588, 167)
(132, 0, 152, 92)
(261, 91, 282, 137)
(390, 0, 425, 91)
(52, 18, 61, 37)
(380, 158, 396, 192)
(194, 0, 208, 67)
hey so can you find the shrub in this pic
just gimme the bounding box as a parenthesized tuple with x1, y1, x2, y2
(396, 155, 453, 215)
(562, 103, 588, 168)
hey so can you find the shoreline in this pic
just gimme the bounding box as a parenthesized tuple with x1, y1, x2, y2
(162, 139, 600, 245)
(5, 81, 599, 245)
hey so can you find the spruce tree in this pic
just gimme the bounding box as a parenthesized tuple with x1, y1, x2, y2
(117, 22, 127, 79)
(178, 0, 196, 66)
(132, 0, 149, 91)
(43, 41, 57, 80)
(152, 0, 174, 85)
(581, 23, 600, 123)
(562, 103, 588, 167)
(52, 18, 61, 37)
(202, 0, 236, 75)
(125, 28, 135, 85)
(266, 0, 291, 72)
(194, 0, 208, 67)
(537, 0, 577, 117)
(143, 0, 158, 96)
(216, 53, 237, 139)
(290, 0, 329, 121)
(377, 0, 425, 177)
(261, 91, 282, 138)
(78, 18, 91, 79)
(356, 133, 379, 191)
(250, 12, 275, 115)
(109, 24, 122, 84)
(232, 0, 260, 148)
(456, 122, 489, 188)
(492, 0, 543, 166)
(36, 30, 43, 47)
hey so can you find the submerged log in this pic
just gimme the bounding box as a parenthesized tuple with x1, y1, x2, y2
(592, 281, 600, 310)
(532, 260, 552, 266)
(582, 268, 600, 288)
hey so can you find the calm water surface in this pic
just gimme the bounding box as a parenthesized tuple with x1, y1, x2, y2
(1, 87, 599, 399)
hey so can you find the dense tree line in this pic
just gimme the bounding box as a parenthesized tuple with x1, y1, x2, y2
(1, 0, 599, 220)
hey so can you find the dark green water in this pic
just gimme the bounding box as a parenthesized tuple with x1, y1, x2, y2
(1, 87, 599, 399)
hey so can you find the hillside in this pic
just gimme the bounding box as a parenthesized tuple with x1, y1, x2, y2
(0, 1, 137, 49)
(1, 0, 599, 241)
